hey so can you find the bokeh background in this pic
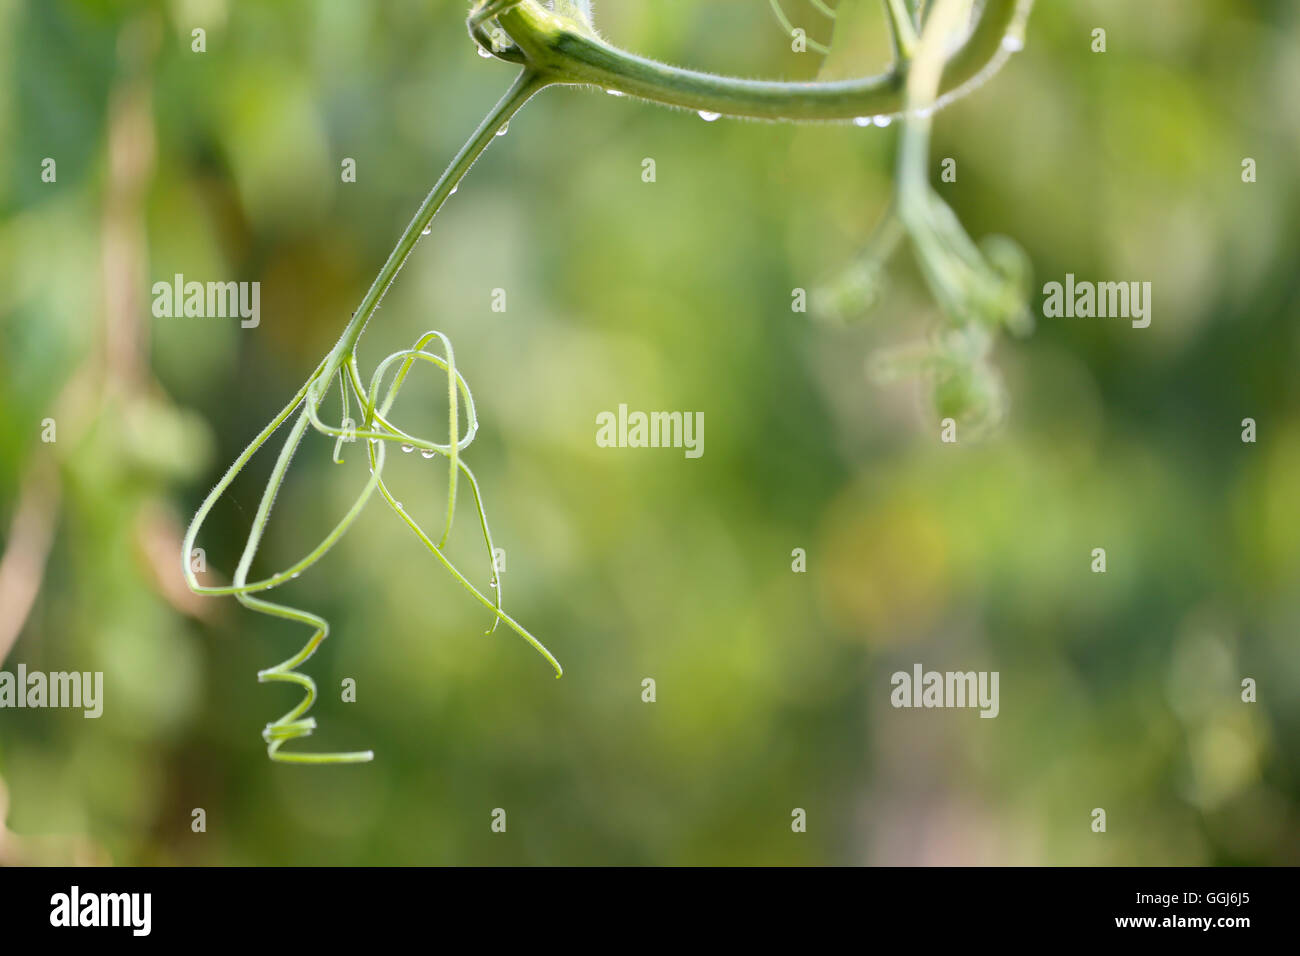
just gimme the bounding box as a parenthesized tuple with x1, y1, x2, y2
(1, 0, 1298, 865)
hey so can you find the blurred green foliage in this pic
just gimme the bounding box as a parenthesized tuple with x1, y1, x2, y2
(0, 0, 1298, 864)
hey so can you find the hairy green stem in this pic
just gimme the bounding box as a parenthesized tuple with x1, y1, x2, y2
(493, 0, 1024, 121)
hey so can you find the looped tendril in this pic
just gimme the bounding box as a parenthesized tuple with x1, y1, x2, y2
(470, 0, 529, 63)
(183, 64, 558, 764)
(182, 329, 561, 763)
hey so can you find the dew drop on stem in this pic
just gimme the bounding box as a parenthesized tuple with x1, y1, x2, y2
(401, 443, 415, 453)
(697, 110, 721, 122)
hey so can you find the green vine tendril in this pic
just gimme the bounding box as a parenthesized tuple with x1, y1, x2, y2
(183, 0, 1034, 763)
(183, 71, 558, 764)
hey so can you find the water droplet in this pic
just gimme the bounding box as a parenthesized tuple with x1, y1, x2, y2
(489, 578, 498, 589)
(697, 110, 721, 122)
(291, 572, 300, 579)
(852, 116, 871, 127)
(477, 47, 492, 59)
(421, 449, 437, 459)
(872, 115, 892, 128)
(606, 89, 624, 97)
(1001, 34, 1024, 53)
(496, 122, 509, 137)
(421, 223, 432, 235)
(450, 185, 458, 195)
(401, 443, 415, 453)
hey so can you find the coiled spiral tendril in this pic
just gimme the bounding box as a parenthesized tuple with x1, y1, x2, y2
(183, 331, 561, 764)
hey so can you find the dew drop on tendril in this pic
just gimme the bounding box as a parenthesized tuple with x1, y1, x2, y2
(872, 115, 892, 128)
(421, 449, 437, 459)
(853, 116, 871, 127)
(401, 443, 415, 453)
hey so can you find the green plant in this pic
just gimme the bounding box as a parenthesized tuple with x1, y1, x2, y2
(183, 0, 1035, 763)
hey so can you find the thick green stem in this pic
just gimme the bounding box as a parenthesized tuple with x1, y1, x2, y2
(496, 0, 1024, 121)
